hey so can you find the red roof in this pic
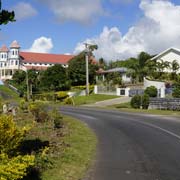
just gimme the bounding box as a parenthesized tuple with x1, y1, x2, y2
(20, 52, 74, 64)
(0, 45, 9, 52)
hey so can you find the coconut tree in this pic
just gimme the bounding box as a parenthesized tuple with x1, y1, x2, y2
(171, 60, 180, 81)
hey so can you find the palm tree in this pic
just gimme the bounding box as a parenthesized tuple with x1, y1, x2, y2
(156, 60, 170, 79)
(171, 60, 180, 80)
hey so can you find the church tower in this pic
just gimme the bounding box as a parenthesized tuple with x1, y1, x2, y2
(0, 45, 9, 62)
(9, 40, 20, 67)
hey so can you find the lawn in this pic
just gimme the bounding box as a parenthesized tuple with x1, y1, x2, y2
(0, 85, 20, 102)
(15, 111, 97, 180)
(110, 102, 180, 116)
(73, 94, 119, 105)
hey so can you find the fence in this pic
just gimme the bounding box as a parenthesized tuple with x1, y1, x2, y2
(149, 98, 180, 110)
(94, 85, 130, 96)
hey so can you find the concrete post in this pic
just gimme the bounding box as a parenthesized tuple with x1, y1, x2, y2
(94, 85, 98, 94)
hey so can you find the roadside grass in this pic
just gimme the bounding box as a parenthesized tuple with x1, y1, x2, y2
(73, 94, 119, 105)
(16, 111, 97, 180)
(41, 116, 97, 180)
(110, 102, 180, 116)
(0, 85, 20, 102)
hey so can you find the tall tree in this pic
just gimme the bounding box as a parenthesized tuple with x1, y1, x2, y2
(0, 0, 15, 25)
(40, 65, 70, 91)
(68, 52, 98, 86)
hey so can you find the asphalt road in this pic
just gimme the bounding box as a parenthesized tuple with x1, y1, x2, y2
(61, 106, 180, 180)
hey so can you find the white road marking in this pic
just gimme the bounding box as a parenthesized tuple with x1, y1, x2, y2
(138, 121, 180, 141)
(114, 115, 180, 141)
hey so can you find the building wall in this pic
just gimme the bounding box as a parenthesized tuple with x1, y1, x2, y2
(156, 51, 180, 73)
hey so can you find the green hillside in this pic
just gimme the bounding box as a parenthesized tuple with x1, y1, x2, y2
(0, 85, 20, 102)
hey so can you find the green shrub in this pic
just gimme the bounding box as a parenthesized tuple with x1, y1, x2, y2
(19, 99, 28, 112)
(144, 86, 157, 97)
(172, 83, 180, 98)
(56, 91, 69, 101)
(130, 95, 141, 109)
(142, 94, 150, 109)
(28, 102, 49, 122)
(50, 108, 63, 129)
(64, 97, 74, 105)
(0, 115, 35, 180)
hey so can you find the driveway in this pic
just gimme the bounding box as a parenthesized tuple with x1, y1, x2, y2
(83, 96, 131, 107)
(61, 106, 180, 180)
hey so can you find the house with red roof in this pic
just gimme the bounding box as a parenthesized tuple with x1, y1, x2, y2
(0, 41, 74, 80)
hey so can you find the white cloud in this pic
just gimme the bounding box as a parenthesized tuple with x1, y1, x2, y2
(26, 37, 53, 53)
(37, 0, 104, 24)
(12, 2, 37, 20)
(74, 0, 180, 61)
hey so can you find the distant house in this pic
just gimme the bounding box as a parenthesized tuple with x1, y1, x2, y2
(151, 47, 180, 73)
(97, 67, 131, 83)
(0, 40, 74, 80)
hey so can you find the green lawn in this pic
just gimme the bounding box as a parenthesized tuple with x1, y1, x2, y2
(0, 85, 20, 102)
(110, 102, 180, 116)
(73, 94, 119, 105)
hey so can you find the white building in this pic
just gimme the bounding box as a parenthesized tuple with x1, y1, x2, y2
(151, 47, 180, 73)
(97, 67, 131, 83)
(0, 41, 74, 80)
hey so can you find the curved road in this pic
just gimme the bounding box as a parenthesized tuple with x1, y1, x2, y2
(61, 106, 180, 180)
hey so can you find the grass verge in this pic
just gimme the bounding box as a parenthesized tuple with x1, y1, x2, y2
(16, 112, 97, 180)
(73, 94, 118, 105)
(41, 116, 97, 180)
(110, 102, 180, 116)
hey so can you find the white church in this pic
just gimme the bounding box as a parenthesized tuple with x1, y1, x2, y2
(0, 41, 74, 80)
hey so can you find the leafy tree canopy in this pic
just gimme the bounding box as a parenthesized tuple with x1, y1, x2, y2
(68, 52, 98, 86)
(40, 64, 70, 91)
(0, 0, 15, 25)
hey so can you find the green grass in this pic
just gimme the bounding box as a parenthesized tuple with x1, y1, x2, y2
(73, 94, 119, 105)
(41, 116, 97, 180)
(110, 102, 180, 116)
(0, 85, 20, 102)
(16, 112, 97, 180)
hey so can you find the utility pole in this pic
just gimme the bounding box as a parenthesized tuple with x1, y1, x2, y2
(84, 43, 89, 96)
(26, 70, 30, 101)
(84, 43, 98, 96)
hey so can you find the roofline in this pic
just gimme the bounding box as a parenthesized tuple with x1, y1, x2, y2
(151, 47, 180, 60)
(20, 51, 75, 57)
(22, 60, 67, 65)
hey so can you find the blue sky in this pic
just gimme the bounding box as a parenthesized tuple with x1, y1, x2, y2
(1, 0, 180, 61)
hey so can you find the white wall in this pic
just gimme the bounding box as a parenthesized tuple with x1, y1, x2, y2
(144, 78, 165, 98)
(157, 51, 180, 72)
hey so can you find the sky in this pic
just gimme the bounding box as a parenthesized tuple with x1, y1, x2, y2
(1, 0, 180, 61)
